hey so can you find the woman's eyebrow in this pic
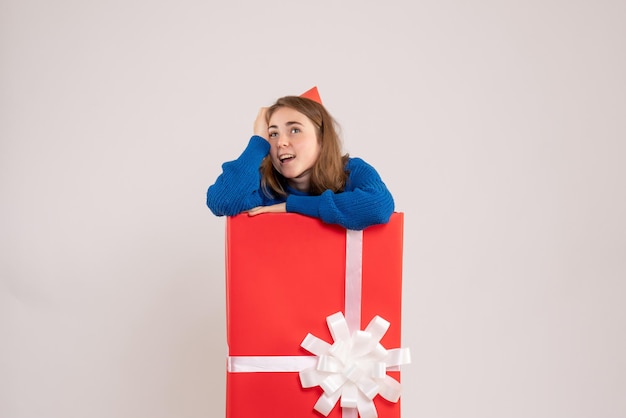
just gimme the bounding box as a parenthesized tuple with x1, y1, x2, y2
(269, 121, 303, 129)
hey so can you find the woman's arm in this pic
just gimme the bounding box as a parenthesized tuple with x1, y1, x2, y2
(206, 136, 270, 216)
(285, 158, 395, 230)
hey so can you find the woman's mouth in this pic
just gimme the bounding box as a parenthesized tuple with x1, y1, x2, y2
(279, 153, 295, 163)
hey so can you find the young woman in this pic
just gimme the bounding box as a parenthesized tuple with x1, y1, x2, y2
(206, 87, 394, 230)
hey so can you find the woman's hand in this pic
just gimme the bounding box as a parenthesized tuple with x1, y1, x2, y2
(247, 203, 286, 216)
(253, 107, 269, 140)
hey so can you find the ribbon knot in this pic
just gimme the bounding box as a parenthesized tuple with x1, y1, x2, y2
(299, 312, 411, 418)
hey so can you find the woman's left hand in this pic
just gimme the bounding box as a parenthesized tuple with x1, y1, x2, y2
(247, 203, 287, 216)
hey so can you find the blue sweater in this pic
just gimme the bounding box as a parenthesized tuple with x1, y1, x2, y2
(206, 136, 394, 230)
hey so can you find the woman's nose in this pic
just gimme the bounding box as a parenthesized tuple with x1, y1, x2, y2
(277, 134, 289, 146)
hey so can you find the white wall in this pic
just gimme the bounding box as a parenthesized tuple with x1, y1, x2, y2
(1, 1, 625, 417)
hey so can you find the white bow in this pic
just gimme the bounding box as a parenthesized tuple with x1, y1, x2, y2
(299, 312, 411, 418)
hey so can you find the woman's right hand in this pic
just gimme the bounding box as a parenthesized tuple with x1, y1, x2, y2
(253, 107, 269, 140)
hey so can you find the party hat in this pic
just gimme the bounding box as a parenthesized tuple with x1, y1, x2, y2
(300, 86, 322, 104)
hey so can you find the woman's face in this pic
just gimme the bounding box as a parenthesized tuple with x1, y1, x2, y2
(268, 106, 321, 192)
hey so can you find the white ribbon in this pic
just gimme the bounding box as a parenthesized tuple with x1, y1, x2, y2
(344, 230, 363, 332)
(228, 355, 317, 372)
(298, 229, 411, 418)
(227, 228, 411, 417)
(299, 312, 411, 418)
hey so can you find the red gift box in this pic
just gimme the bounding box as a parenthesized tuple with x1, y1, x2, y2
(225, 212, 408, 418)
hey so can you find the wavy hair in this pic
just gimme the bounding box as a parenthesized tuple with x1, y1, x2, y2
(260, 96, 349, 197)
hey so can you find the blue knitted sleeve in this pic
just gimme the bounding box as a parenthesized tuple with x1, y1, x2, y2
(285, 158, 394, 230)
(206, 136, 271, 216)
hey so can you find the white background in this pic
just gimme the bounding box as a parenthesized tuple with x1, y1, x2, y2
(2, 1, 625, 417)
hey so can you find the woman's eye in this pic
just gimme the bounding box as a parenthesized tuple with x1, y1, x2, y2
(291, 128, 300, 134)
(269, 132, 278, 138)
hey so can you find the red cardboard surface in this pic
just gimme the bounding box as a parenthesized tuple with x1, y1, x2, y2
(225, 212, 404, 418)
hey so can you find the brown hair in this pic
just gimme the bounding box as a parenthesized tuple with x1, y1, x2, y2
(260, 96, 349, 197)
